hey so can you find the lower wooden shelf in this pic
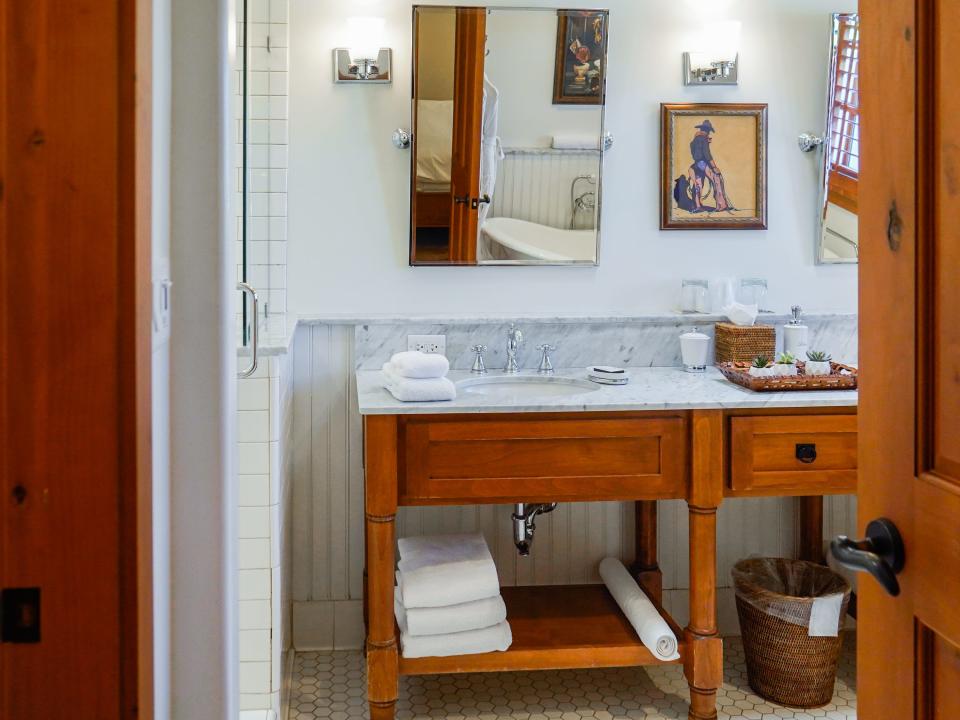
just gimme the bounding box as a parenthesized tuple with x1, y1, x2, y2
(398, 584, 684, 676)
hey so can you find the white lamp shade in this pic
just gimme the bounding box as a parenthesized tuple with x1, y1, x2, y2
(689, 20, 741, 62)
(347, 16, 385, 64)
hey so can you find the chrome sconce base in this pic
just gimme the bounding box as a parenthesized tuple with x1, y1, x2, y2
(683, 53, 739, 86)
(333, 48, 392, 83)
(797, 132, 825, 153)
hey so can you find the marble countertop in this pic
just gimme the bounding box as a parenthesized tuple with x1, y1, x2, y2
(356, 367, 858, 415)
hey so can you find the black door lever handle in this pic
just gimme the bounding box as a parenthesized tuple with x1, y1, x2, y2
(829, 517, 905, 597)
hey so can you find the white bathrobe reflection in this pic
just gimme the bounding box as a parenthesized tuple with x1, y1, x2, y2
(478, 75, 503, 230)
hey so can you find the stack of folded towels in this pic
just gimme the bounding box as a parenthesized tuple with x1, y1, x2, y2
(394, 532, 512, 659)
(382, 350, 456, 402)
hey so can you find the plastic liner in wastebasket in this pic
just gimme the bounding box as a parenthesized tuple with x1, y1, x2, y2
(732, 557, 851, 709)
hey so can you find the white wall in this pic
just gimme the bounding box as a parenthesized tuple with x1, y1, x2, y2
(485, 9, 602, 148)
(169, 0, 238, 717)
(288, 0, 856, 317)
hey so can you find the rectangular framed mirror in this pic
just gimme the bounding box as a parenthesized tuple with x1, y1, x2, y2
(816, 12, 859, 264)
(409, 6, 608, 266)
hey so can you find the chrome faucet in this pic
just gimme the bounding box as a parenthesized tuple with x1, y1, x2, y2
(505, 323, 523, 373)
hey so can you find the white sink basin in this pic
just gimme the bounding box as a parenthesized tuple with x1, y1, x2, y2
(457, 374, 599, 398)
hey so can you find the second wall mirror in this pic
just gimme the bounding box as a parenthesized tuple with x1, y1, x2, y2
(409, 6, 609, 266)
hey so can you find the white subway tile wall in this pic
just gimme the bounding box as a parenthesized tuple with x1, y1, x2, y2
(237, 349, 295, 714)
(235, 5, 293, 707)
(237, 0, 288, 331)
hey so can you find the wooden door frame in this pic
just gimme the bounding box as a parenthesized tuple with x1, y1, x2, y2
(0, 0, 153, 716)
(123, 0, 155, 715)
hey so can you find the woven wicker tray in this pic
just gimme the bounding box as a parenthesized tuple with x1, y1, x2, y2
(717, 361, 858, 392)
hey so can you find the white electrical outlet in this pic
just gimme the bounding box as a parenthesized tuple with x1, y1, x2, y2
(407, 334, 446, 355)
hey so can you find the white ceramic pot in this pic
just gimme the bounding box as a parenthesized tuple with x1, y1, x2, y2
(805, 360, 833, 376)
(749, 366, 770, 378)
(775, 363, 798, 377)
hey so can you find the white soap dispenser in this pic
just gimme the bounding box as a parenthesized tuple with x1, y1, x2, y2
(784, 305, 809, 358)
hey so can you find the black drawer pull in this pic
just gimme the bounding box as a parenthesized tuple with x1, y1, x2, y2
(795, 443, 817, 464)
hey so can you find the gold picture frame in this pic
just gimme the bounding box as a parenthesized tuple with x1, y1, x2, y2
(660, 103, 768, 230)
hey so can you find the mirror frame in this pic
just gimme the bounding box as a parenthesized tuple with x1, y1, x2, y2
(407, 5, 609, 268)
(815, 12, 860, 265)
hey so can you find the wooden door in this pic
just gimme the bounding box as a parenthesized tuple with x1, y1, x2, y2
(448, 7, 485, 264)
(0, 1, 152, 718)
(855, 1, 960, 716)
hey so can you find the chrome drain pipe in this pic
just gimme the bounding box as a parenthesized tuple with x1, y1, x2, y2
(512, 502, 558, 556)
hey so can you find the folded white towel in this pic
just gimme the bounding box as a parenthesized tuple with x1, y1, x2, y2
(397, 533, 500, 608)
(394, 587, 507, 637)
(399, 620, 512, 659)
(382, 362, 456, 403)
(599, 557, 680, 661)
(552, 134, 600, 150)
(389, 351, 450, 379)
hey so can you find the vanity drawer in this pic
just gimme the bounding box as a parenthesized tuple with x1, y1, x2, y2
(398, 414, 688, 504)
(728, 414, 857, 496)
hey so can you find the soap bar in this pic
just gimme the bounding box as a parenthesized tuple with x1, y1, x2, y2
(589, 366, 625, 376)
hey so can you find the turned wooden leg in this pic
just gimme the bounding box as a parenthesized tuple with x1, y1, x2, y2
(796, 496, 825, 563)
(685, 411, 724, 720)
(365, 416, 399, 720)
(632, 500, 662, 602)
(685, 506, 723, 720)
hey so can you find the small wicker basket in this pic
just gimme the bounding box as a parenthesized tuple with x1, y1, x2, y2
(714, 323, 776, 364)
(732, 558, 851, 708)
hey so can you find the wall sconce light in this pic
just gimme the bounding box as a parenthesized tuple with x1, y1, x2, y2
(683, 21, 741, 85)
(334, 16, 392, 84)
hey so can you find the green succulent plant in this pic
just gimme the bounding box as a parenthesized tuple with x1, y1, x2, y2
(776, 351, 796, 365)
(806, 350, 832, 362)
(751, 355, 770, 369)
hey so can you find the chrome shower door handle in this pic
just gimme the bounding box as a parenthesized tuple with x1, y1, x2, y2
(237, 282, 259, 379)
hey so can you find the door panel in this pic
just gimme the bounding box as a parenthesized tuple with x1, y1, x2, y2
(0, 0, 150, 718)
(858, 0, 960, 716)
(933, 0, 960, 484)
(916, 626, 960, 720)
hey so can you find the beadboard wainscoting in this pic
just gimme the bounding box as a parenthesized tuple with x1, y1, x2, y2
(290, 321, 858, 649)
(489, 149, 602, 231)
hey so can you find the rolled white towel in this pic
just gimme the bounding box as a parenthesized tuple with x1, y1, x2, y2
(599, 557, 680, 661)
(397, 533, 501, 608)
(399, 620, 512, 659)
(394, 587, 508, 637)
(389, 350, 450, 379)
(382, 362, 456, 403)
(552, 134, 600, 150)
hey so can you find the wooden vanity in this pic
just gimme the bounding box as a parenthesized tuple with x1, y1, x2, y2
(359, 372, 857, 720)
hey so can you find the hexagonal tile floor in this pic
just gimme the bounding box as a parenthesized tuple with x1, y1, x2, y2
(287, 635, 856, 720)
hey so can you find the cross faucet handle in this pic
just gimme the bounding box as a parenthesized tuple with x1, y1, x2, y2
(471, 344, 488, 375)
(536, 344, 556, 375)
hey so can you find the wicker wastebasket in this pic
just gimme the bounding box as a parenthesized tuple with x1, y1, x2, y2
(732, 558, 851, 708)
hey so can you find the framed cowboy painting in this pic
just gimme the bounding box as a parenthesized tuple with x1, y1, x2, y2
(660, 103, 768, 230)
(553, 10, 607, 105)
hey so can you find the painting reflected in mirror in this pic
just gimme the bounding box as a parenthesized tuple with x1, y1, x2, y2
(817, 12, 859, 263)
(409, 6, 607, 266)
